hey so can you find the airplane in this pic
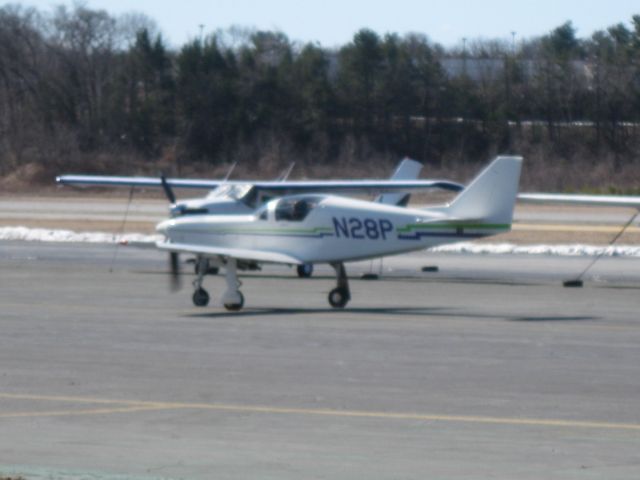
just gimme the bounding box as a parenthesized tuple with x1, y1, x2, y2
(56, 159, 464, 217)
(57, 159, 464, 278)
(155, 156, 523, 310)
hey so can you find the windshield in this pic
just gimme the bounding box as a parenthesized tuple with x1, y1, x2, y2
(207, 184, 254, 201)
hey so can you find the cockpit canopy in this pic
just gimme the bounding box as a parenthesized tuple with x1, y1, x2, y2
(273, 196, 323, 222)
(206, 184, 256, 204)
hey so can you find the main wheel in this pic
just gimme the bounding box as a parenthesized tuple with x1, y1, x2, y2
(192, 288, 210, 307)
(328, 287, 349, 308)
(296, 263, 314, 278)
(224, 292, 245, 311)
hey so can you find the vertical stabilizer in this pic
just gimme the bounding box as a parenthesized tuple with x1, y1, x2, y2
(377, 158, 423, 206)
(447, 156, 523, 225)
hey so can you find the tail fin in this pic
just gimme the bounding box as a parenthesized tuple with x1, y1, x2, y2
(376, 157, 423, 206)
(447, 156, 522, 225)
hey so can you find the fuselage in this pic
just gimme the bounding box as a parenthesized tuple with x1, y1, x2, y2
(156, 194, 510, 263)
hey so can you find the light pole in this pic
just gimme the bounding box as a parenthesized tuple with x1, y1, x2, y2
(462, 37, 467, 76)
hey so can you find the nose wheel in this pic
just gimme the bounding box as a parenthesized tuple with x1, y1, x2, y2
(224, 292, 245, 311)
(192, 287, 210, 307)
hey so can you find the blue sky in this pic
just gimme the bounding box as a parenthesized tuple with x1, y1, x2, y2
(20, 0, 640, 48)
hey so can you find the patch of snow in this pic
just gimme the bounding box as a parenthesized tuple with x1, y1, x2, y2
(431, 242, 640, 257)
(2, 227, 640, 257)
(0, 226, 160, 244)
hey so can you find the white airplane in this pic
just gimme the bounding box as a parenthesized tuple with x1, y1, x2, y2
(57, 159, 463, 277)
(155, 156, 523, 310)
(56, 159, 464, 217)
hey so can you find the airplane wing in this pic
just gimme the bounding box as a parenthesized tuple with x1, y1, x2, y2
(252, 179, 464, 194)
(56, 175, 464, 193)
(156, 241, 303, 265)
(518, 193, 640, 209)
(56, 175, 224, 190)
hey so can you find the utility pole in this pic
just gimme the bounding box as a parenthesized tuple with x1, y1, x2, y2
(462, 37, 467, 76)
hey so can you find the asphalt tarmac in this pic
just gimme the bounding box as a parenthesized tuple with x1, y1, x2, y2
(1, 242, 640, 479)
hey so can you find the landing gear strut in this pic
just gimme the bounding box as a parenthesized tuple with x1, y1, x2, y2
(328, 262, 350, 308)
(194, 258, 219, 275)
(192, 256, 210, 307)
(222, 258, 244, 311)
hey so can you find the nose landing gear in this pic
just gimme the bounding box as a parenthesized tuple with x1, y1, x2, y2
(191, 257, 210, 307)
(192, 287, 210, 307)
(221, 258, 244, 311)
(190, 256, 246, 311)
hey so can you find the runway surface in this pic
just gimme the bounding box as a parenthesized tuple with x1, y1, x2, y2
(1, 242, 640, 479)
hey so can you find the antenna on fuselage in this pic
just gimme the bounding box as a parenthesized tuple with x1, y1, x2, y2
(277, 162, 296, 181)
(223, 162, 238, 182)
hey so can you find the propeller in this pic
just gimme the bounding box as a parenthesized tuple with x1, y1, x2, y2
(160, 174, 176, 204)
(169, 251, 182, 291)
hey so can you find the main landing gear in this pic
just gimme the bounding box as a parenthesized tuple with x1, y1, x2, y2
(328, 262, 351, 308)
(190, 257, 350, 310)
(191, 256, 245, 311)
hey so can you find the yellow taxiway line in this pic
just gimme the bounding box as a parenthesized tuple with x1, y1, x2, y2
(1, 392, 639, 431)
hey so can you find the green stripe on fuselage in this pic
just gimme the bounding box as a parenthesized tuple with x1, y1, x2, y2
(396, 222, 511, 234)
(199, 226, 334, 236)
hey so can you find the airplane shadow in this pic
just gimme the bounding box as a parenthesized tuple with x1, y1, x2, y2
(185, 306, 599, 323)
(186, 307, 448, 320)
(510, 315, 597, 322)
(141, 270, 544, 288)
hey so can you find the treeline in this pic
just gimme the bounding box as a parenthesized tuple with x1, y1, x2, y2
(1, 3, 640, 189)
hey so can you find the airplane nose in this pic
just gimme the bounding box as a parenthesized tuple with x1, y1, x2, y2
(155, 219, 173, 236)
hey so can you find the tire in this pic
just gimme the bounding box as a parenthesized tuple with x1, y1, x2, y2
(296, 263, 314, 278)
(328, 287, 349, 308)
(224, 292, 245, 311)
(192, 288, 210, 307)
